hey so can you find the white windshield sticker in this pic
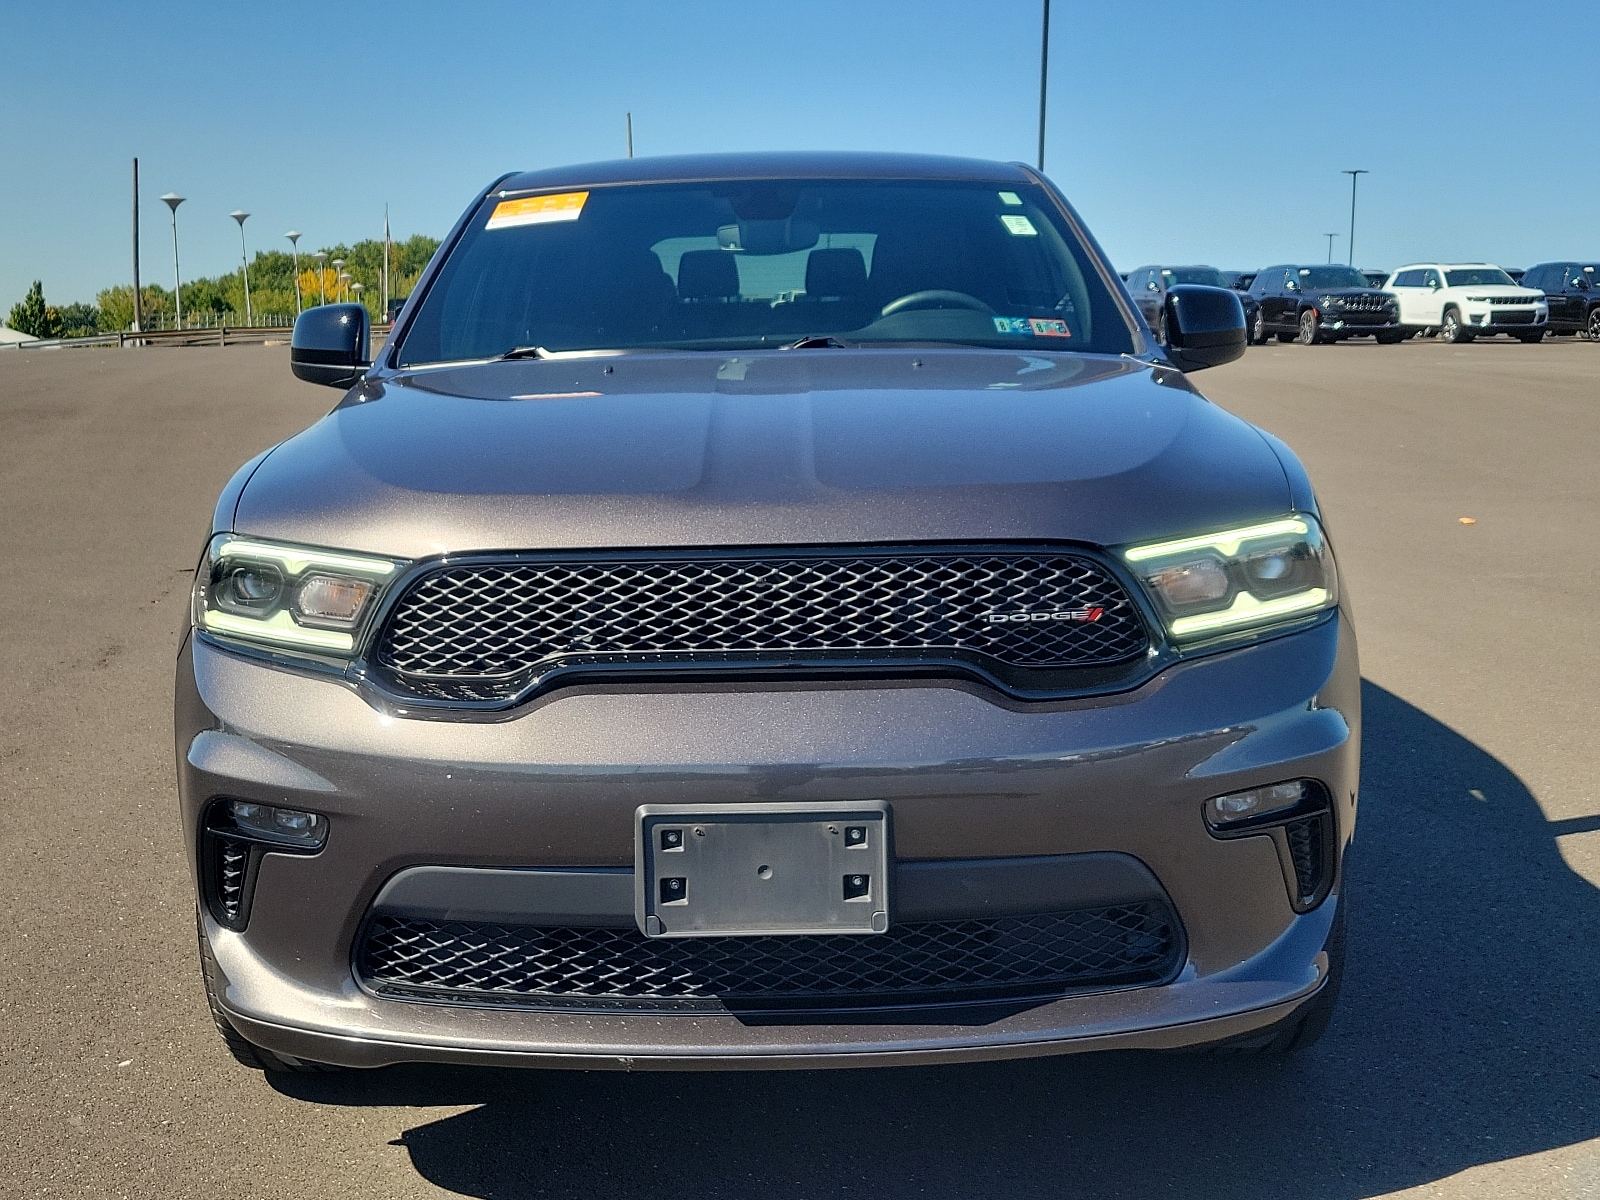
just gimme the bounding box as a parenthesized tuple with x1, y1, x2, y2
(1000, 214, 1038, 237)
(998, 191, 1023, 206)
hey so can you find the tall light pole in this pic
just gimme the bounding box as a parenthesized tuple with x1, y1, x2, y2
(626, 112, 634, 158)
(331, 259, 346, 302)
(312, 251, 328, 305)
(131, 158, 143, 335)
(161, 193, 184, 329)
(286, 231, 302, 314)
(338, 272, 351, 302)
(1037, 0, 1051, 172)
(1325, 232, 1338, 264)
(1342, 170, 1368, 267)
(351, 281, 365, 315)
(230, 210, 253, 325)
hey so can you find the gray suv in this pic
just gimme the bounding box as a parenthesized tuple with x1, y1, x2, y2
(178, 152, 1357, 1072)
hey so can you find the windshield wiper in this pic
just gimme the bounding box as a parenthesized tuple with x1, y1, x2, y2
(496, 345, 551, 360)
(782, 335, 854, 350)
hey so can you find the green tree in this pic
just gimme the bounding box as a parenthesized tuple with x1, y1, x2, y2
(56, 303, 101, 338)
(8, 281, 63, 338)
(96, 285, 174, 332)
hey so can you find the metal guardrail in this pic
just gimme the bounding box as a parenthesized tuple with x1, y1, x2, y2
(1, 326, 295, 351)
(4, 321, 393, 354)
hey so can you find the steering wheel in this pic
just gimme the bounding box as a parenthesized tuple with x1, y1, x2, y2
(879, 290, 994, 318)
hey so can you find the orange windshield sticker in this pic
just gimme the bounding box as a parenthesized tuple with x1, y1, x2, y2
(486, 191, 590, 230)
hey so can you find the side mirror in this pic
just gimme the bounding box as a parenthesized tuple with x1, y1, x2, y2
(1285, 279, 1299, 293)
(1428, 278, 1442, 290)
(1574, 277, 1591, 292)
(1162, 285, 1246, 372)
(291, 304, 370, 388)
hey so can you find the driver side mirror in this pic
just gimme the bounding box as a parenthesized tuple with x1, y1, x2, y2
(291, 304, 370, 388)
(1162, 285, 1246, 372)
(1428, 278, 1442, 290)
(1573, 277, 1591, 292)
(1285, 279, 1299, 293)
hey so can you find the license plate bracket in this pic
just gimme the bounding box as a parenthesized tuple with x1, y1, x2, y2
(634, 802, 890, 938)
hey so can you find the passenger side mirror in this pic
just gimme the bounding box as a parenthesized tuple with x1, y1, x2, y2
(1573, 277, 1591, 292)
(1162, 285, 1246, 372)
(1427, 278, 1442, 290)
(290, 304, 370, 388)
(1285, 279, 1299, 293)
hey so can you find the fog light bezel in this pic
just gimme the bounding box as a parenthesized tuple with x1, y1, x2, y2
(200, 798, 329, 931)
(1202, 779, 1336, 912)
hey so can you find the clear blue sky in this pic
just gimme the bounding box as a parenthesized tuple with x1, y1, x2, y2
(4, 0, 1596, 308)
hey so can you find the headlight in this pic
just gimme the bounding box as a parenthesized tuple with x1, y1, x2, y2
(1122, 515, 1338, 642)
(192, 534, 403, 659)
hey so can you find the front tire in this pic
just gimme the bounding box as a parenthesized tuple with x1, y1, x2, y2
(1251, 308, 1267, 346)
(1439, 307, 1472, 343)
(1587, 308, 1600, 340)
(1296, 308, 1323, 345)
(1517, 330, 1545, 344)
(1198, 897, 1346, 1055)
(197, 911, 347, 1073)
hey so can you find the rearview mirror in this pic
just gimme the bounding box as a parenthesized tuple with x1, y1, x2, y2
(1162, 285, 1246, 372)
(291, 304, 370, 388)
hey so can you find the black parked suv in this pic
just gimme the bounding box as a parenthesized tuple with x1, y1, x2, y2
(1126, 265, 1263, 345)
(1248, 265, 1402, 345)
(1521, 262, 1600, 339)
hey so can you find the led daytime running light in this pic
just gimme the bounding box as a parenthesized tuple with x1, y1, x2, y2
(1123, 518, 1309, 563)
(216, 538, 396, 577)
(202, 608, 355, 652)
(1168, 588, 1329, 637)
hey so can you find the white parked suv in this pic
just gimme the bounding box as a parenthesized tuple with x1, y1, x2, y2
(1384, 263, 1548, 343)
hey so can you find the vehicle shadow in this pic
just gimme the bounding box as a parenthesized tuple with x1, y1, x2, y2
(270, 680, 1600, 1199)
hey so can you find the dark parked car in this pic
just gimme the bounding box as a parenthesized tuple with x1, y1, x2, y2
(1249, 264, 1403, 344)
(180, 151, 1353, 1074)
(1521, 262, 1600, 339)
(1126, 265, 1263, 344)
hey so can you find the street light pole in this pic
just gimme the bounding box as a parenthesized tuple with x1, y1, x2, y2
(312, 252, 328, 305)
(331, 259, 346, 302)
(286, 231, 302, 314)
(230, 210, 253, 325)
(1342, 170, 1368, 268)
(161, 194, 185, 329)
(131, 158, 143, 336)
(1037, 0, 1050, 172)
(1325, 233, 1338, 264)
(626, 112, 634, 158)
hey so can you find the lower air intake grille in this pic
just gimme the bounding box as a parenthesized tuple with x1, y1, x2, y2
(1284, 815, 1328, 905)
(357, 903, 1181, 1013)
(374, 550, 1149, 702)
(211, 836, 252, 928)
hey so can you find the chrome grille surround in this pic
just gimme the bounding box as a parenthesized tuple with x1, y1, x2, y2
(371, 547, 1152, 705)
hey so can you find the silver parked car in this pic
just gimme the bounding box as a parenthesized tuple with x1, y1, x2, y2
(179, 152, 1356, 1072)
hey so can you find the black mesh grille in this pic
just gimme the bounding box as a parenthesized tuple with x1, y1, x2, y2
(357, 903, 1180, 1013)
(1285, 815, 1327, 903)
(375, 551, 1147, 701)
(1489, 309, 1536, 324)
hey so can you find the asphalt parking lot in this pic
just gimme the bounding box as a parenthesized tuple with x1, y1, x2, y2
(2, 338, 1597, 1200)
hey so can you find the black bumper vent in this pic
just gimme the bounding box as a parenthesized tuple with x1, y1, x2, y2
(373, 550, 1148, 703)
(357, 903, 1182, 1014)
(1284, 814, 1330, 906)
(205, 835, 254, 930)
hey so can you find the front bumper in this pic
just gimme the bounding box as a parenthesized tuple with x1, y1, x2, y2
(1318, 312, 1400, 335)
(176, 611, 1359, 1070)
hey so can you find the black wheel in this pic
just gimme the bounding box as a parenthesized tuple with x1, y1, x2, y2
(1296, 308, 1323, 345)
(197, 911, 347, 1073)
(1439, 307, 1472, 343)
(1517, 330, 1545, 344)
(1198, 897, 1346, 1055)
(1275, 332, 1295, 343)
(1587, 308, 1600, 340)
(1251, 308, 1267, 345)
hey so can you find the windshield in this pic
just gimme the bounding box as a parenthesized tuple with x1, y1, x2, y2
(396, 179, 1135, 365)
(1445, 268, 1516, 287)
(1296, 266, 1372, 290)
(1160, 267, 1227, 287)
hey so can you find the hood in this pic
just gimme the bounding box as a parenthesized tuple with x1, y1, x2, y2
(232, 349, 1293, 559)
